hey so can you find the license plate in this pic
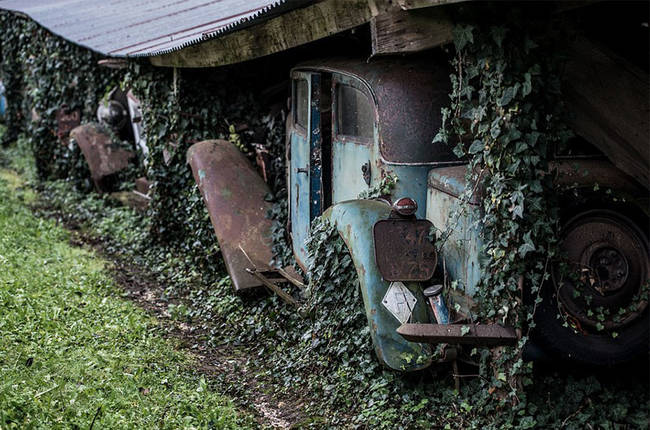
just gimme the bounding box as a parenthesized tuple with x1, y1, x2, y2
(373, 219, 437, 281)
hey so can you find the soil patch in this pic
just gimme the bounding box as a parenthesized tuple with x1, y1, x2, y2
(65, 222, 309, 429)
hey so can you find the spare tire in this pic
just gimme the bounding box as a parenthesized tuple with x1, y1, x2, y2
(533, 208, 649, 366)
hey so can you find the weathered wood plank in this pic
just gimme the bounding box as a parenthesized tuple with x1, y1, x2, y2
(396, 0, 468, 10)
(564, 37, 649, 187)
(150, 0, 395, 68)
(371, 7, 453, 55)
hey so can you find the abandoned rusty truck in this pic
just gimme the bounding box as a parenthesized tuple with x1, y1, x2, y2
(186, 56, 648, 372)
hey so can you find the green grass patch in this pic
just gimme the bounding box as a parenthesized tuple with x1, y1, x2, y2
(0, 171, 252, 429)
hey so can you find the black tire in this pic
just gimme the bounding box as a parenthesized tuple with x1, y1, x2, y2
(533, 207, 649, 367)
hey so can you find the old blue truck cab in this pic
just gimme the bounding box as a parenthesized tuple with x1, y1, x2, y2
(189, 57, 648, 371)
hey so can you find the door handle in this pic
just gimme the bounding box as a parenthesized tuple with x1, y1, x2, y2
(362, 161, 371, 186)
(296, 166, 309, 174)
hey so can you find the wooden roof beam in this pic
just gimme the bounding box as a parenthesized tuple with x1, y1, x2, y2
(396, 0, 468, 10)
(370, 7, 453, 56)
(150, 0, 396, 68)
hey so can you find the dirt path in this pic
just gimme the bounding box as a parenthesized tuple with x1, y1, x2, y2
(68, 232, 306, 429)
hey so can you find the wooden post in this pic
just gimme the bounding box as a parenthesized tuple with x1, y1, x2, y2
(370, 7, 453, 56)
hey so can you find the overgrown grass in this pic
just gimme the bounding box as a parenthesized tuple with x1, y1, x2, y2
(0, 169, 253, 429)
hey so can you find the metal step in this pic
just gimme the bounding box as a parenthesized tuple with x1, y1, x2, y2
(397, 323, 518, 347)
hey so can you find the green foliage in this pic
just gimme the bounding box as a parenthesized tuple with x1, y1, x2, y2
(435, 7, 570, 406)
(0, 12, 126, 184)
(357, 173, 398, 199)
(0, 13, 27, 146)
(0, 170, 252, 430)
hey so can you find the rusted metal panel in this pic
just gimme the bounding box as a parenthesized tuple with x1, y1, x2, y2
(70, 124, 134, 192)
(397, 323, 518, 347)
(187, 139, 276, 291)
(427, 164, 478, 203)
(55, 105, 81, 142)
(373, 219, 437, 281)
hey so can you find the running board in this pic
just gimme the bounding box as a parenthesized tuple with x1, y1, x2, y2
(397, 323, 518, 347)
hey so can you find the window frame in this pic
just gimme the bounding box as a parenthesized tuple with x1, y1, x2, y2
(332, 74, 375, 145)
(291, 73, 309, 136)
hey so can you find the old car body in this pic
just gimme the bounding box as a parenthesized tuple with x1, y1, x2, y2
(0, 80, 6, 120)
(71, 87, 151, 198)
(189, 56, 649, 371)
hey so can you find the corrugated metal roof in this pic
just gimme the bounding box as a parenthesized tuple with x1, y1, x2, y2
(0, 0, 310, 58)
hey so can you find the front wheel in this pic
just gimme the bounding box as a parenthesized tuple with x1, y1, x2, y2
(533, 209, 649, 366)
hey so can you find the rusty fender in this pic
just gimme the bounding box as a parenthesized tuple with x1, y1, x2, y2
(70, 123, 134, 192)
(324, 199, 433, 372)
(187, 140, 277, 292)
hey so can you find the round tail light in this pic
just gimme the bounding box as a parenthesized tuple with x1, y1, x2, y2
(393, 197, 418, 216)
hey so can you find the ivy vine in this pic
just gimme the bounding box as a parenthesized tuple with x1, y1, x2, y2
(434, 14, 573, 401)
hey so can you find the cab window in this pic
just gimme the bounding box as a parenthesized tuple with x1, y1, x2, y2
(294, 79, 309, 130)
(336, 84, 373, 140)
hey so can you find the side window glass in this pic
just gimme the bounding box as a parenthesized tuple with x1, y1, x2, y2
(294, 79, 308, 130)
(337, 84, 373, 140)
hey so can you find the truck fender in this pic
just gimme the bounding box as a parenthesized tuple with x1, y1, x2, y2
(187, 139, 277, 292)
(323, 199, 433, 371)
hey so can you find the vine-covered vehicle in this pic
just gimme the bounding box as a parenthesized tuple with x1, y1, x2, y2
(188, 57, 648, 371)
(0, 80, 6, 121)
(71, 87, 150, 199)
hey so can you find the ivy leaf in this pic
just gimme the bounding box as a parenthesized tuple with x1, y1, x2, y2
(468, 139, 484, 154)
(518, 231, 536, 257)
(497, 85, 518, 107)
(453, 25, 474, 51)
(514, 141, 528, 154)
(511, 203, 524, 219)
(452, 143, 465, 158)
(529, 180, 543, 193)
(490, 26, 508, 48)
(522, 72, 532, 97)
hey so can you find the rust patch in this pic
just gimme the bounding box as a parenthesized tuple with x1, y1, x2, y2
(187, 140, 296, 292)
(71, 124, 134, 192)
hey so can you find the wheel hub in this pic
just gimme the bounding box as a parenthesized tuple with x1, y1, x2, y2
(587, 246, 629, 294)
(553, 210, 649, 332)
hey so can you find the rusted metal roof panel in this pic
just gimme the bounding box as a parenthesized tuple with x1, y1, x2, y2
(0, 0, 309, 57)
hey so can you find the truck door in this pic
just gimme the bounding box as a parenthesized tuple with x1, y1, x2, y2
(331, 74, 374, 203)
(288, 71, 332, 269)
